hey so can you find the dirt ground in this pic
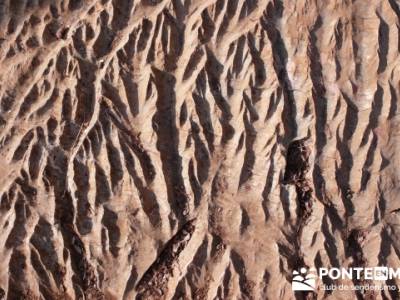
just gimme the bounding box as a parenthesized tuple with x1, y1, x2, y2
(0, 0, 400, 299)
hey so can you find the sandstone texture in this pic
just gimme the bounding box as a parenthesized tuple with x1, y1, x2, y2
(0, 0, 400, 299)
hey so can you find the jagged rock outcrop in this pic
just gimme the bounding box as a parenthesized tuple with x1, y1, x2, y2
(0, 0, 399, 299)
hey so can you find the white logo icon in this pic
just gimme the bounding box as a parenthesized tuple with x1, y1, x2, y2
(374, 267, 388, 280)
(292, 268, 317, 291)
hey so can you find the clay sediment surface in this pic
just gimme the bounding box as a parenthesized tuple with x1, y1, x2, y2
(0, 0, 400, 299)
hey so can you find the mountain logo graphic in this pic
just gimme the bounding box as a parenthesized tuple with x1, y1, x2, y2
(292, 268, 317, 291)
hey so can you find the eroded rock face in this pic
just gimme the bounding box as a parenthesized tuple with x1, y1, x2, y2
(0, 0, 399, 299)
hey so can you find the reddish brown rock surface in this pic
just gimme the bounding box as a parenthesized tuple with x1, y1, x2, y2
(0, 0, 400, 299)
